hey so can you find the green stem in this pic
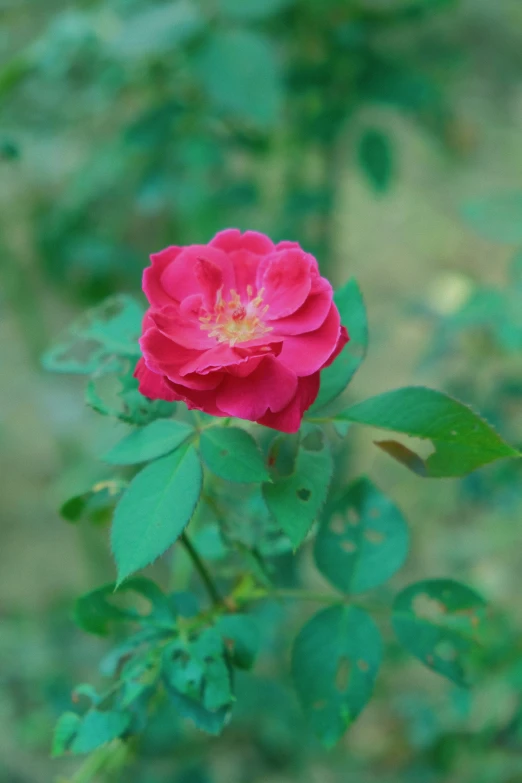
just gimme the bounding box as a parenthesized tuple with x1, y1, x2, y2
(63, 741, 127, 783)
(236, 588, 388, 619)
(180, 532, 222, 607)
(232, 587, 345, 606)
(273, 589, 345, 603)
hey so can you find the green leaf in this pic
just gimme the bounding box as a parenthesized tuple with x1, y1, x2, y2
(103, 420, 195, 466)
(192, 524, 229, 561)
(60, 480, 126, 525)
(100, 627, 168, 677)
(263, 429, 333, 548)
(461, 191, 522, 244)
(217, 614, 260, 670)
(196, 30, 283, 128)
(87, 366, 177, 426)
(163, 684, 230, 735)
(52, 712, 81, 757)
(110, 0, 204, 60)
(111, 446, 203, 583)
(42, 295, 143, 375)
(311, 279, 368, 412)
(200, 427, 269, 483)
(0, 54, 35, 97)
(72, 684, 101, 706)
(315, 478, 409, 594)
(217, 0, 294, 19)
(292, 606, 382, 747)
(338, 386, 519, 477)
(75, 578, 175, 636)
(392, 579, 487, 686)
(70, 710, 130, 754)
(358, 128, 393, 192)
(509, 249, 522, 287)
(162, 629, 233, 735)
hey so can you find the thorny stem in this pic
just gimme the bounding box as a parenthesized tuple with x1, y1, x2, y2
(180, 531, 222, 607)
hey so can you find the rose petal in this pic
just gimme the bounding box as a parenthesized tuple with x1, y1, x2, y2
(322, 325, 349, 369)
(228, 250, 260, 299)
(180, 343, 260, 377)
(216, 356, 298, 420)
(140, 329, 220, 390)
(194, 256, 224, 309)
(143, 246, 182, 308)
(210, 228, 275, 255)
(161, 245, 235, 303)
(258, 249, 313, 319)
(277, 304, 342, 375)
(151, 305, 215, 350)
(166, 382, 224, 417)
(134, 358, 179, 402)
(271, 278, 333, 336)
(258, 373, 320, 433)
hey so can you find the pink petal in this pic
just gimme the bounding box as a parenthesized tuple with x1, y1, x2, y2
(210, 229, 275, 255)
(258, 373, 320, 433)
(277, 304, 342, 375)
(216, 357, 298, 420)
(275, 241, 319, 275)
(150, 305, 214, 350)
(167, 382, 224, 417)
(180, 343, 261, 377)
(140, 329, 220, 390)
(134, 358, 179, 402)
(224, 356, 264, 378)
(275, 240, 301, 251)
(194, 256, 224, 309)
(271, 278, 333, 336)
(161, 245, 235, 303)
(258, 249, 313, 319)
(143, 246, 182, 308)
(228, 250, 260, 299)
(140, 327, 199, 370)
(322, 325, 350, 369)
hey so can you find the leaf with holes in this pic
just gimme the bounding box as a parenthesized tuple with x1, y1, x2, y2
(392, 579, 488, 686)
(217, 614, 260, 670)
(263, 429, 333, 548)
(292, 605, 382, 747)
(42, 295, 143, 375)
(103, 420, 195, 466)
(200, 426, 270, 483)
(162, 628, 233, 735)
(337, 386, 519, 477)
(111, 446, 202, 584)
(311, 279, 368, 413)
(86, 366, 177, 426)
(315, 478, 409, 594)
(70, 710, 130, 754)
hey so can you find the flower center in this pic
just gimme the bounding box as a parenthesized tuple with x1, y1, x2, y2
(199, 285, 273, 346)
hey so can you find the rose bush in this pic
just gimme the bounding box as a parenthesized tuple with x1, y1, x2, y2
(135, 229, 348, 432)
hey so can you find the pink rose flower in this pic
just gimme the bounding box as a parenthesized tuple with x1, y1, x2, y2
(135, 229, 348, 433)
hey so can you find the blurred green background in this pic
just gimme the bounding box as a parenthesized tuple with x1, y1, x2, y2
(3, 0, 522, 780)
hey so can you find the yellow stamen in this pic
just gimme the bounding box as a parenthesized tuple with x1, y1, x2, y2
(199, 285, 272, 345)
